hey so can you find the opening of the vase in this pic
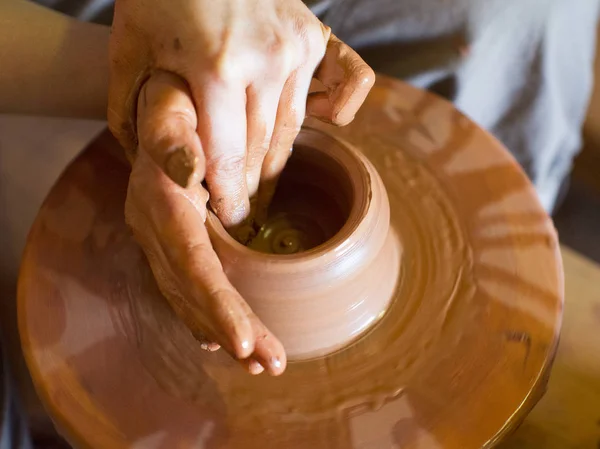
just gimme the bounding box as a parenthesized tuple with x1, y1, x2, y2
(246, 144, 354, 255)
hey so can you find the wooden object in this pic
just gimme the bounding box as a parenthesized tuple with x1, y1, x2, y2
(18, 75, 563, 448)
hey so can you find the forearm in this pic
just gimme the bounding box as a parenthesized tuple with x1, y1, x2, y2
(0, 0, 109, 119)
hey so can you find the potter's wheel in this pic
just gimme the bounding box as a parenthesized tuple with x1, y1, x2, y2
(18, 76, 563, 449)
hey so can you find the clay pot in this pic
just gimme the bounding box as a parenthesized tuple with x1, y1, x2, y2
(206, 127, 401, 360)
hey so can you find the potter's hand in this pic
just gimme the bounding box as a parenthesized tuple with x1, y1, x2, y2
(108, 0, 374, 228)
(126, 71, 286, 376)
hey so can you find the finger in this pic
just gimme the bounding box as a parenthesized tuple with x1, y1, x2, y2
(137, 71, 204, 188)
(306, 33, 375, 126)
(245, 84, 282, 200)
(241, 358, 265, 375)
(256, 68, 313, 223)
(194, 82, 250, 228)
(191, 329, 221, 352)
(173, 228, 258, 361)
(199, 341, 221, 352)
(251, 326, 287, 376)
(245, 30, 299, 200)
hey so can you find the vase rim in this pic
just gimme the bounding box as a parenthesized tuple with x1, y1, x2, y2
(206, 127, 373, 264)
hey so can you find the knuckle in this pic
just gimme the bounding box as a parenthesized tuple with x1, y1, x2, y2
(304, 25, 327, 62)
(246, 144, 269, 168)
(207, 53, 241, 85)
(320, 23, 332, 41)
(267, 32, 296, 75)
(280, 127, 301, 146)
(290, 17, 310, 47)
(213, 154, 246, 178)
(249, 139, 270, 156)
(271, 124, 300, 151)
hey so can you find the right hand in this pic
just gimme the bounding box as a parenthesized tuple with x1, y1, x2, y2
(126, 72, 287, 376)
(109, 0, 375, 229)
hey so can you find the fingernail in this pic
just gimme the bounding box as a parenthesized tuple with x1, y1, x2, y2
(202, 342, 220, 352)
(165, 146, 197, 188)
(270, 357, 282, 369)
(241, 340, 250, 350)
(249, 359, 265, 375)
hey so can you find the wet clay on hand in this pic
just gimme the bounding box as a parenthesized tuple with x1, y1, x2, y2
(19, 75, 562, 449)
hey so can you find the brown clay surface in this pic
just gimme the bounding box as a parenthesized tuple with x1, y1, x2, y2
(18, 75, 563, 448)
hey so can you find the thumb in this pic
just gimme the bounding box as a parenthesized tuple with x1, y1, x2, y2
(306, 33, 375, 126)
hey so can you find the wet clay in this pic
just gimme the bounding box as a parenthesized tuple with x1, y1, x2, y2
(18, 75, 563, 449)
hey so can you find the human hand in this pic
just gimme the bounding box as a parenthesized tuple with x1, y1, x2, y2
(109, 0, 374, 228)
(126, 71, 286, 375)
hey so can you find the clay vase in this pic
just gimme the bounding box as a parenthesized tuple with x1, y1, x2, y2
(206, 128, 401, 360)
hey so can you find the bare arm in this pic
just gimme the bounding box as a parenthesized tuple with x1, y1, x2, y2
(0, 0, 109, 119)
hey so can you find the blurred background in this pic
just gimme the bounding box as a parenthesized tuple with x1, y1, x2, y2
(553, 26, 600, 263)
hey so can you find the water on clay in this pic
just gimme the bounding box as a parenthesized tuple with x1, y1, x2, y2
(245, 145, 353, 255)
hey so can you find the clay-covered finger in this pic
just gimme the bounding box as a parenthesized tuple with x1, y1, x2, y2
(193, 82, 250, 228)
(256, 69, 312, 223)
(242, 358, 266, 375)
(306, 33, 375, 126)
(126, 152, 256, 361)
(136, 71, 204, 188)
(191, 330, 221, 352)
(251, 326, 287, 376)
(200, 288, 257, 359)
(200, 341, 221, 352)
(245, 84, 282, 200)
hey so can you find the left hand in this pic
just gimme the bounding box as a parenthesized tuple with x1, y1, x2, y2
(126, 71, 287, 375)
